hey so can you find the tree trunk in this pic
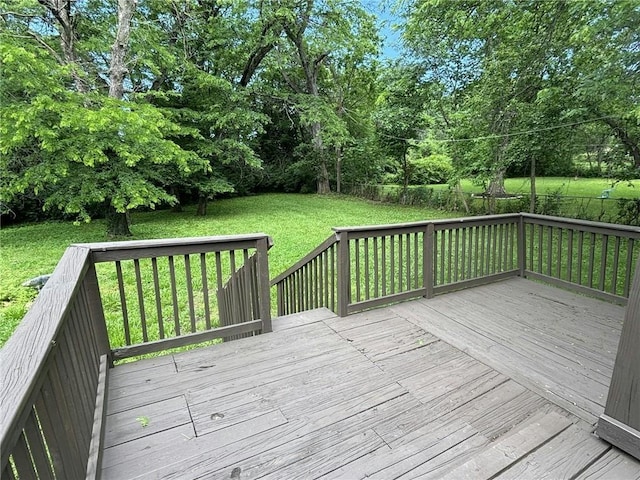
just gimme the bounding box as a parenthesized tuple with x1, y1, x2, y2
(196, 197, 208, 216)
(283, 16, 331, 195)
(530, 156, 537, 213)
(603, 117, 640, 167)
(109, 0, 136, 100)
(312, 122, 331, 194)
(455, 181, 470, 214)
(486, 169, 507, 195)
(38, 0, 87, 92)
(402, 149, 409, 204)
(336, 146, 342, 194)
(170, 186, 183, 212)
(106, 205, 131, 237)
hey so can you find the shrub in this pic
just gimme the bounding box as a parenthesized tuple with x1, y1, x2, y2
(410, 154, 454, 185)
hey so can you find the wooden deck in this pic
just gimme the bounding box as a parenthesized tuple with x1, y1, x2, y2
(101, 278, 640, 479)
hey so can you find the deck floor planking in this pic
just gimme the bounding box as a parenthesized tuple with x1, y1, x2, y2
(101, 278, 639, 479)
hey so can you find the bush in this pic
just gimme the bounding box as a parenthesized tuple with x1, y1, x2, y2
(616, 198, 640, 226)
(409, 154, 454, 185)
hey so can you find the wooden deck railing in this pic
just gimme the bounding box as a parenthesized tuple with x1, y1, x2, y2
(83, 234, 272, 360)
(0, 246, 110, 479)
(271, 235, 338, 316)
(272, 213, 640, 317)
(1, 233, 272, 479)
(522, 213, 640, 304)
(597, 257, 640, 460)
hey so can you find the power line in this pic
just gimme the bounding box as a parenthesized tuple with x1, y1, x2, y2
(377, 115, 614, 143)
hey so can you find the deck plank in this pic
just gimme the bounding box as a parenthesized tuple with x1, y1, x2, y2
(436, 411, 573, 480)
(103, 395, 191, 448)
(494, 422, 611, 480)
(574, 449, 640, 480)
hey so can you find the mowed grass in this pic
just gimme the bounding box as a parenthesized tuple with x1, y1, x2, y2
(0, 193, 449, 346)
(430, 177, 640, 198)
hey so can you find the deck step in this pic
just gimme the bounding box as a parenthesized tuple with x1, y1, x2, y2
(438, 411, 573, 480)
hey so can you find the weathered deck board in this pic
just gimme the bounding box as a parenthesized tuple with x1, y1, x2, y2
(574, 449, 640, 480)
(100, 279, 636, 479)
(494, 422, 610, 479)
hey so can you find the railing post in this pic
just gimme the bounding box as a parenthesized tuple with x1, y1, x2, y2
(424, 223, 434, 299)
(336, 231, 350, 317)
(517, 214, 526, 277)
(256, 237, 272, 333)
(597, 258, 640, 460)
(83, 254, 113, 366)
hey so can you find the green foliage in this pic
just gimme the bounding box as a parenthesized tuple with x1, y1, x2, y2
(401, 0, 639, 188)
(408, 154, 454, 185)
(616, 199, 640, 227)
(0, 41, 204, 222)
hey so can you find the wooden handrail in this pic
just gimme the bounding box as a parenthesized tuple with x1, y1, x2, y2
(271, 234, 337, 286)
(77, 233, 273, 262)
(522, 213, 640, 237)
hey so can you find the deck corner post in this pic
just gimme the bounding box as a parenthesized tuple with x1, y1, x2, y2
(517, 214, 526, 277)
(424, 223, 434, 299)
(336, 231, 350, 317)
(596, 257, 640, 460)
(257, 237, 272, 333)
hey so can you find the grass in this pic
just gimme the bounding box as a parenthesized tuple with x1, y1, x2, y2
(429, 177, 640, 198)
(0, 193, 449, 346)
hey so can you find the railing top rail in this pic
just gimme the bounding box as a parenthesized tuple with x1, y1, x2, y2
(522, 213, 640, 236)
(271, 234, 338, 286)
(332, 213, 521, 234)
(75, 233, 273, 252)
(0, 245, 92, 453)
(77, 233, 274, 262)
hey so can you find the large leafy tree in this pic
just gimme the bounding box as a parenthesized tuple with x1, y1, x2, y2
(270, 0, 380, 193)
(567, 0, 640, 175)
(0, 0, 206, 235)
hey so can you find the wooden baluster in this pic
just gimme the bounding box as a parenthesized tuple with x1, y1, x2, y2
(364, 237, 370, 300)
(151, 257, 165, 338)
(133, 259, 148, 341)
(566, 230, 574, 283)
(115, 261, 131, 344)
(611, 236, 620, 295)
(577, 231, 584, 286)
(167, 256, 180, 336)
(200, 254, 211, 329)
(587, 233, 596, 288)
(599, 235, 609, 291)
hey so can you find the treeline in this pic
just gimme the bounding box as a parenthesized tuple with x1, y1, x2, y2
(1, 1, 638, 234)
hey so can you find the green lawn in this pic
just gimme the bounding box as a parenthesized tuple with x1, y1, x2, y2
(430, 177, 640, 198)
(0, 193, 449, 346)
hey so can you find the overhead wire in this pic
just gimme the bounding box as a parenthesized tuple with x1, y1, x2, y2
(374, 115, 615, 143)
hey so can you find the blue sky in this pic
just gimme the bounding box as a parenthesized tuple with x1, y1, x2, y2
(363, 0, 404, 59)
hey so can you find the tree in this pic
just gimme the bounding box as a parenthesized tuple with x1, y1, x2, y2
(566, 0, 640, 175)
(374, 64, 428, 200)
(400, 0, 639, 205)
(272, 0, 379, 193)
(0, 0, 207, 235)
